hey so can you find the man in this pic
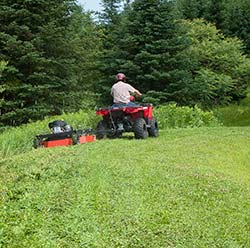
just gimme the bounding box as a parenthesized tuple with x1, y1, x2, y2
(111, 73, 142, 107)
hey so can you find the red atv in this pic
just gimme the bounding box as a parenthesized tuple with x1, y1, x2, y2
(96, 103, 158, 139)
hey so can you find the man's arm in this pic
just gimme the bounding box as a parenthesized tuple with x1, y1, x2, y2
(127, 84, 142, 97)
(134, 89, 142, 97)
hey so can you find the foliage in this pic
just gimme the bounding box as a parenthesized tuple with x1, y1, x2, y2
(176, 0, 250, 54)
(1, 0, 249, 126)
(154, 104, 219, 129)
(99, 0, 123, 24)
(215, 105, 250, 127)
(221, 0, 250, 52)
(176, 0, 223, 27)
(214, 92, 250, 126)
(0, 60, 7, 76)
(0, 1, 101, 126)
(94, 0, 128, 103)
(97, 2, 249, 108)
(96, 0, 192, 105)
(0, 127, 250, 247)
(180, 19, 250, 106)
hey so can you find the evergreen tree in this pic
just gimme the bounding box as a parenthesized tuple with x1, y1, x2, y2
(61, 6, 103, 111)
(95, 0, 124, 104)
(0, 0, 99, 126)
(176, 0, 211, 20)
(176, 0, 223, 25)
(97, 0, 192, 105)
(100, 0, 123, 25)
(221, 0, 250, 53)
(0, 60, 7, 77)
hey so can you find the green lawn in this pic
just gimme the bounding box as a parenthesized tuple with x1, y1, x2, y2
(0, 127, 250, 247)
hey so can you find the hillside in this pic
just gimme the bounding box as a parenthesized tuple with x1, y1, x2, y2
(1, 0, 249, 245)
(1, 127, 249, 247)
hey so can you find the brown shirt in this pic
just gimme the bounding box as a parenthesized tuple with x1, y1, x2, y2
(111, 81, 136, 104)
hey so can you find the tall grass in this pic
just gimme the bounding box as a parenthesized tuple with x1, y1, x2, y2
(214, 92, 250, 126)
(0, 105, 219, 159)
(0, 110, 99, 159)
(214, 105, 250, 126)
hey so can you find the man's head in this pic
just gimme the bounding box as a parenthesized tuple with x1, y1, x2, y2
(116, 73, 126, 82)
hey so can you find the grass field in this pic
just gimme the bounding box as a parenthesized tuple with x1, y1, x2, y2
(0, 127, 249, 247)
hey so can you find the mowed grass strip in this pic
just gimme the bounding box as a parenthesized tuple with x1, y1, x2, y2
(0, 127, 249, 247)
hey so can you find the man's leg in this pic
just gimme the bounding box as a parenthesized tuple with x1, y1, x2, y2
(126, 102, 137, 107)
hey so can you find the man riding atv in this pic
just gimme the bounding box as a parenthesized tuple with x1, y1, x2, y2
(111, 73, 142, 107)
(95, 73, 158, 139)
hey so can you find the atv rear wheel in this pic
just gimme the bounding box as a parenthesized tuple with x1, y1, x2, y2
(148, 118, 159, 137)
(96, 120, 108, 139)
(133, 118, 148, 139)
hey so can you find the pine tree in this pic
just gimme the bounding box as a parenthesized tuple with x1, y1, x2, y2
(176, 0, 212, 20)
(100, 0, 123, 24)
(94, 0, 124, 104)
(97, 0, 192, 105)
(0, 61, 7, 77)
(0, 0, 98, 126)
(221, 0, 250, 53)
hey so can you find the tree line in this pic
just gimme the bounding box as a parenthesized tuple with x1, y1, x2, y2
(0, 0, 250, 127)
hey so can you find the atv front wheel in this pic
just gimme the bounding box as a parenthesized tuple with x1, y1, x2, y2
(133, 118, 148, 139)
(148, 118, 159, 137)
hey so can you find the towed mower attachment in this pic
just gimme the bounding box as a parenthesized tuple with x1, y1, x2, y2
(34, 120, 96, 148)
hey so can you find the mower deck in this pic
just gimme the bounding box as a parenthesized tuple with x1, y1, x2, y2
(34, 129, 96, 148)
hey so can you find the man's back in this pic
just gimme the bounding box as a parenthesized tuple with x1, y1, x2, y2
(111, 81, 136, 104)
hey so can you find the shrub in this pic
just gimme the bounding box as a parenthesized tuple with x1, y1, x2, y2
(154, 104, 220, 129)
(213, 92, 250, 126)
(214, 105, 250, 127)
